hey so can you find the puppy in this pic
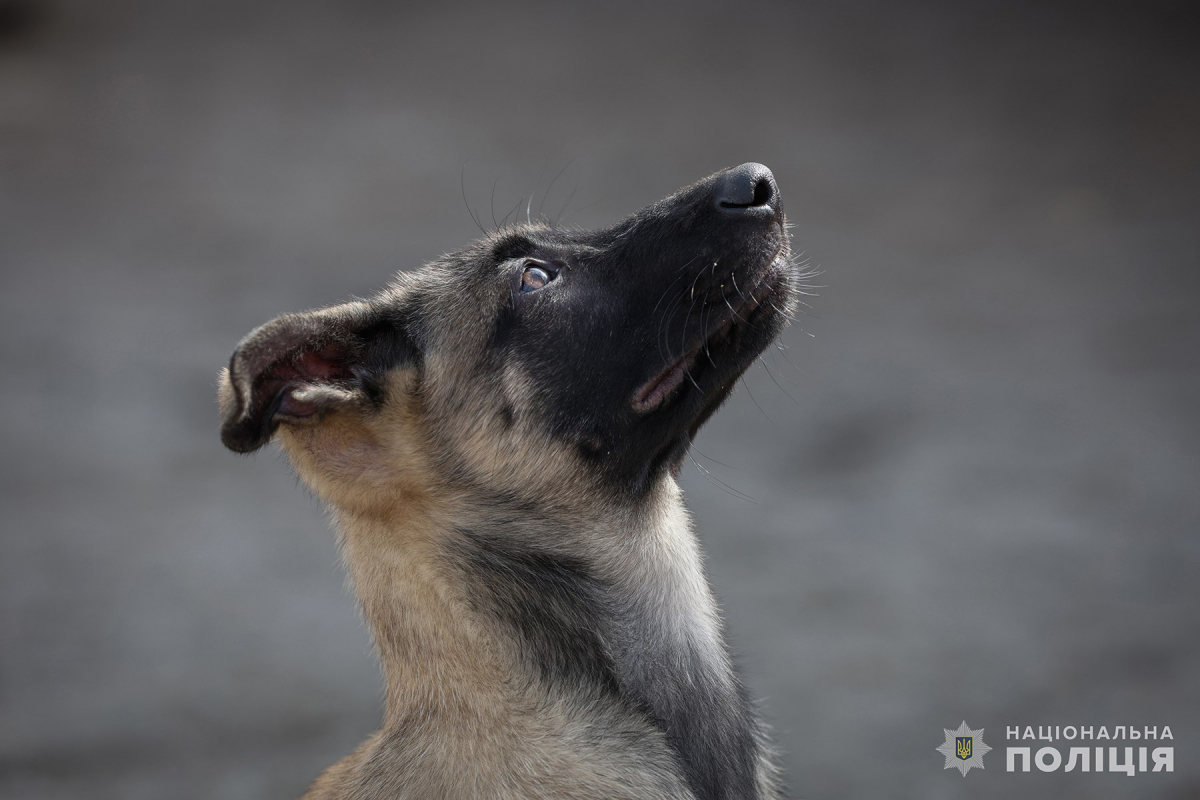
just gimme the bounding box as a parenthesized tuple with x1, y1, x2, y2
(219, 163, 796, 799)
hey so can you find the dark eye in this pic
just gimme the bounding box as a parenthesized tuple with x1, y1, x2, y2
(520, 263, 555, 292)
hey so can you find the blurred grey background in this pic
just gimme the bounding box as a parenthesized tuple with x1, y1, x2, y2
(1, 1, 1197, 798)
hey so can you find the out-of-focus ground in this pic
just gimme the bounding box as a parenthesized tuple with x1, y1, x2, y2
(1, 1, 1197, 797)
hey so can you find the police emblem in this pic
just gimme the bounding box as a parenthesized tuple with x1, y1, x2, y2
(936, 721, 991, 776)
(956, 736, 971, 759)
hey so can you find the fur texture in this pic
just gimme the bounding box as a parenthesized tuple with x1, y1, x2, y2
(219, 163, 796, 799)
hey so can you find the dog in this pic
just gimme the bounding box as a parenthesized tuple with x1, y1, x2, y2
(218, 163, 797, 799)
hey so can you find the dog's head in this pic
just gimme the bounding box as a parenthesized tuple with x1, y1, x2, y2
(219, 163, 796, 514)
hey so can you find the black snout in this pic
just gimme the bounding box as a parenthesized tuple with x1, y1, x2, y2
(713, 162, 778, 214)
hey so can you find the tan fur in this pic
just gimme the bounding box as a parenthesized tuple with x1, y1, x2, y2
(214, 359, 696, 798)
(219, 198, 791, 797)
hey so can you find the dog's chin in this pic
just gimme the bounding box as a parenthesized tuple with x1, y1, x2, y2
(635, 262, 786, 404)
(632, 259, 791, 467)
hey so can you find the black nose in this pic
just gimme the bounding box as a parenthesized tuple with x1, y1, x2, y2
(713, 162, 778, 213)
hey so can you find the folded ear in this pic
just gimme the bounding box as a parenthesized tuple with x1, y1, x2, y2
(218, 301, 414, 454)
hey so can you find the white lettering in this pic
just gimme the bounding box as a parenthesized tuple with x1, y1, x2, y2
(1035, 747, 1062, 772)
(1064, 747, 1090, 772)
(1151, 747, 1173, 772)
(1109, 747, 1135, 776)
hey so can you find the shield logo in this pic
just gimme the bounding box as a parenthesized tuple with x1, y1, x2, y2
(956, 736, 972, 760)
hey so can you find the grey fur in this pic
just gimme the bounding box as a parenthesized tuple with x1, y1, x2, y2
(219, 164, 797, 799)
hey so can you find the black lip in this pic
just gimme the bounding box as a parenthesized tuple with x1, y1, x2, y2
(631, 254, 784, 417)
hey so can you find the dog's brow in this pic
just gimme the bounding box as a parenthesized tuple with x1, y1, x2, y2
(491, 234, 536, 262)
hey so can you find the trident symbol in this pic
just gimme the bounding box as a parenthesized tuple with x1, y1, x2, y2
(956, 737, 972, 759)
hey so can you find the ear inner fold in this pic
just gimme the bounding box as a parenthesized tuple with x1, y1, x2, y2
(219, 302, 408, 454)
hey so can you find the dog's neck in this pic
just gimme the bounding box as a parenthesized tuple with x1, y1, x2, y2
(331, 500, 506, 726)
(330, 478, 762, 798)
(332, 479, 725, 701)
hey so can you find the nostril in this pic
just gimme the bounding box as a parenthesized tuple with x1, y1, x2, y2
(751, 176, 773, 207)
(714, 162, 777, 211)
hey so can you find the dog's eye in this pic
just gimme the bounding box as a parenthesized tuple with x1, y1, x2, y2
(520, 264, 555, 292)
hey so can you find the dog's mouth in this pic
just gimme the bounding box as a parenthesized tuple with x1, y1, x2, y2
(632, 265, 782, 416)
